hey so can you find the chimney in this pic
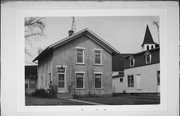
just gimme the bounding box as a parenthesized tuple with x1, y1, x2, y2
(68, 30, 74, 36)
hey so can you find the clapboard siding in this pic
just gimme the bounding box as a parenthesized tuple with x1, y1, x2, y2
(124, 63, 160, 93)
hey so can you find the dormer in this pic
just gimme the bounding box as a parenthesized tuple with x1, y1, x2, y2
(141, 25, 157, 51)
(144, 52, 152, 64)
(129, 56, 135, 67)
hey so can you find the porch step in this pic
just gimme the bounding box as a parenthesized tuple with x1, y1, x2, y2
(57, 93, 73, 99)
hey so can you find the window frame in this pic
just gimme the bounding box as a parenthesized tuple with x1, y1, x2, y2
(76, 47, 85, 64)
(157, 71, 160, 86)
(127, 75, 134, 87)
(94, 49, 103, 65)
(94, 72, 103, 89)
(75, 71, 85, 89)
(129, 56, 135, 67)
(145, 52, 152, 64)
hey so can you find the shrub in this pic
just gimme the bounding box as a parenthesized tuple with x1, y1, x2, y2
(32, 87, 57, 98)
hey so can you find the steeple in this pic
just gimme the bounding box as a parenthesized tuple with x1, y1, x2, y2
(141, 25, 157, 51)
(68, 17, 76, 36)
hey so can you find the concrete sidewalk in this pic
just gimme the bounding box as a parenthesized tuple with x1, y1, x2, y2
(67, 99, 103, 105)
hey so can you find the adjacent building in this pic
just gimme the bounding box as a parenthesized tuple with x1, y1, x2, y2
(25, 65, 38, 94)
(112, 25, 160, 94)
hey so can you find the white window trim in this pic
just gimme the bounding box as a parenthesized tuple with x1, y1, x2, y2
(57, 67, 66, 91)
(94, 49, 103, 65)
(75, 71, 85, 89)
(94, 72, 103, 89)
(129, 57, 135, 67)
(145, 53, 152, 64)
(76, 47, 85, 64)
(127, 74, 134, 87)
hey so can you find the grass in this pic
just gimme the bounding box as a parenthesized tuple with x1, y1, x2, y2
(25, 96, 92, 106)
(26, 95, 160, 106)
(76, 95, 160, 105)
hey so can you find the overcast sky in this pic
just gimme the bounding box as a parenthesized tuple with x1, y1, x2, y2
(25, 16, 159, 65)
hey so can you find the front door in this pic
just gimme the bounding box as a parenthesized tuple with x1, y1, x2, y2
(57, 66, 66, 93)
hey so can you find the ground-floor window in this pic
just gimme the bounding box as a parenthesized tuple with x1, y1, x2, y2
(76, 73, 84, 89)
(157, 71, 160, 85)
(95, 73, 102, 88)
(25, 79, 28, 89)
(25, 78, 37, 89)
(127, 75, 134, 87)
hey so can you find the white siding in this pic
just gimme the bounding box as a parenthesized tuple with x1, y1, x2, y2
(112, 77, 125, 93)
(124, 63, 160, 93)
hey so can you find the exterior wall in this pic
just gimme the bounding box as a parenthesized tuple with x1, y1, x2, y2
(37, 53, 53, 89)
(112, 77, 126, 93)
(47, 34, 112, 96)
(124, 63, 160, 93)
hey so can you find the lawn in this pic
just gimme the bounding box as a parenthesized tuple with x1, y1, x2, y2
(25, 96, 92, 106)
(76, 95, 160, 105)
(26, 95, 160, 106)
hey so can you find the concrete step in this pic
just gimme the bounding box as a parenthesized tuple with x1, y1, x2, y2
(57, 93, 73, 99)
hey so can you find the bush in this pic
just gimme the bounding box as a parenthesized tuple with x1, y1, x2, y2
(32, 89, 46, 97)
(32, 86, 57, 98)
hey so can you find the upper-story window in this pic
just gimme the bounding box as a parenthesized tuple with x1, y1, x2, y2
(76, 47, 85, 64)
(129, 56, 135, 67)
(94, 49, 102, 65)
(145, 52, 152, 64)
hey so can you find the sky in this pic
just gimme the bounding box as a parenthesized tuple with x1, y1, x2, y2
(25, 16, 159, 65)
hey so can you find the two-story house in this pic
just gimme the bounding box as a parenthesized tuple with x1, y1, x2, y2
(33, 28, 120, 98)
(124, 25, 160, 94)
(112, 25, 160, 95)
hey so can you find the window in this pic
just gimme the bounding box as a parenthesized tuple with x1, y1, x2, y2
(151, 45, 154, 49)
(95, 50, 102, 65)
(25, 79, 28, 89)
(157, 71, 160, 85)
(76, 73, 84, 89)
(127, 75, 134, 87)
(147, 46, 149, 50)
(129, 57, 135, 67)
(95, 73, 102, 88)
(57, 67, 65, 88)
(29, 79, 36, 88)
(120, 78, 123, 82)
(145, 53, 151, 64)
(76, 48, 84, 64)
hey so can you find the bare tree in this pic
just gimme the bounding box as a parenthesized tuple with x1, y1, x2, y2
(24, 17, 45, 60)
(25, 17, 45, 38)
(152, 20, 159, 44)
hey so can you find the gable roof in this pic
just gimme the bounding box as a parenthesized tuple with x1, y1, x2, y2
(33, 28, 120, 61)
(141, 25, 157, 47)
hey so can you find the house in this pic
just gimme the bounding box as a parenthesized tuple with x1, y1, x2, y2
(33, 28, 120, 97)
(124, 25, 160, 94)
(124, 48, 160, 94)
(25, 65, 38, 94)
(112, 54, 132, 93)
(112, 25, 160, 95)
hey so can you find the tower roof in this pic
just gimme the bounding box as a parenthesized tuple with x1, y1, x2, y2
(141, 25, 157, 47)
